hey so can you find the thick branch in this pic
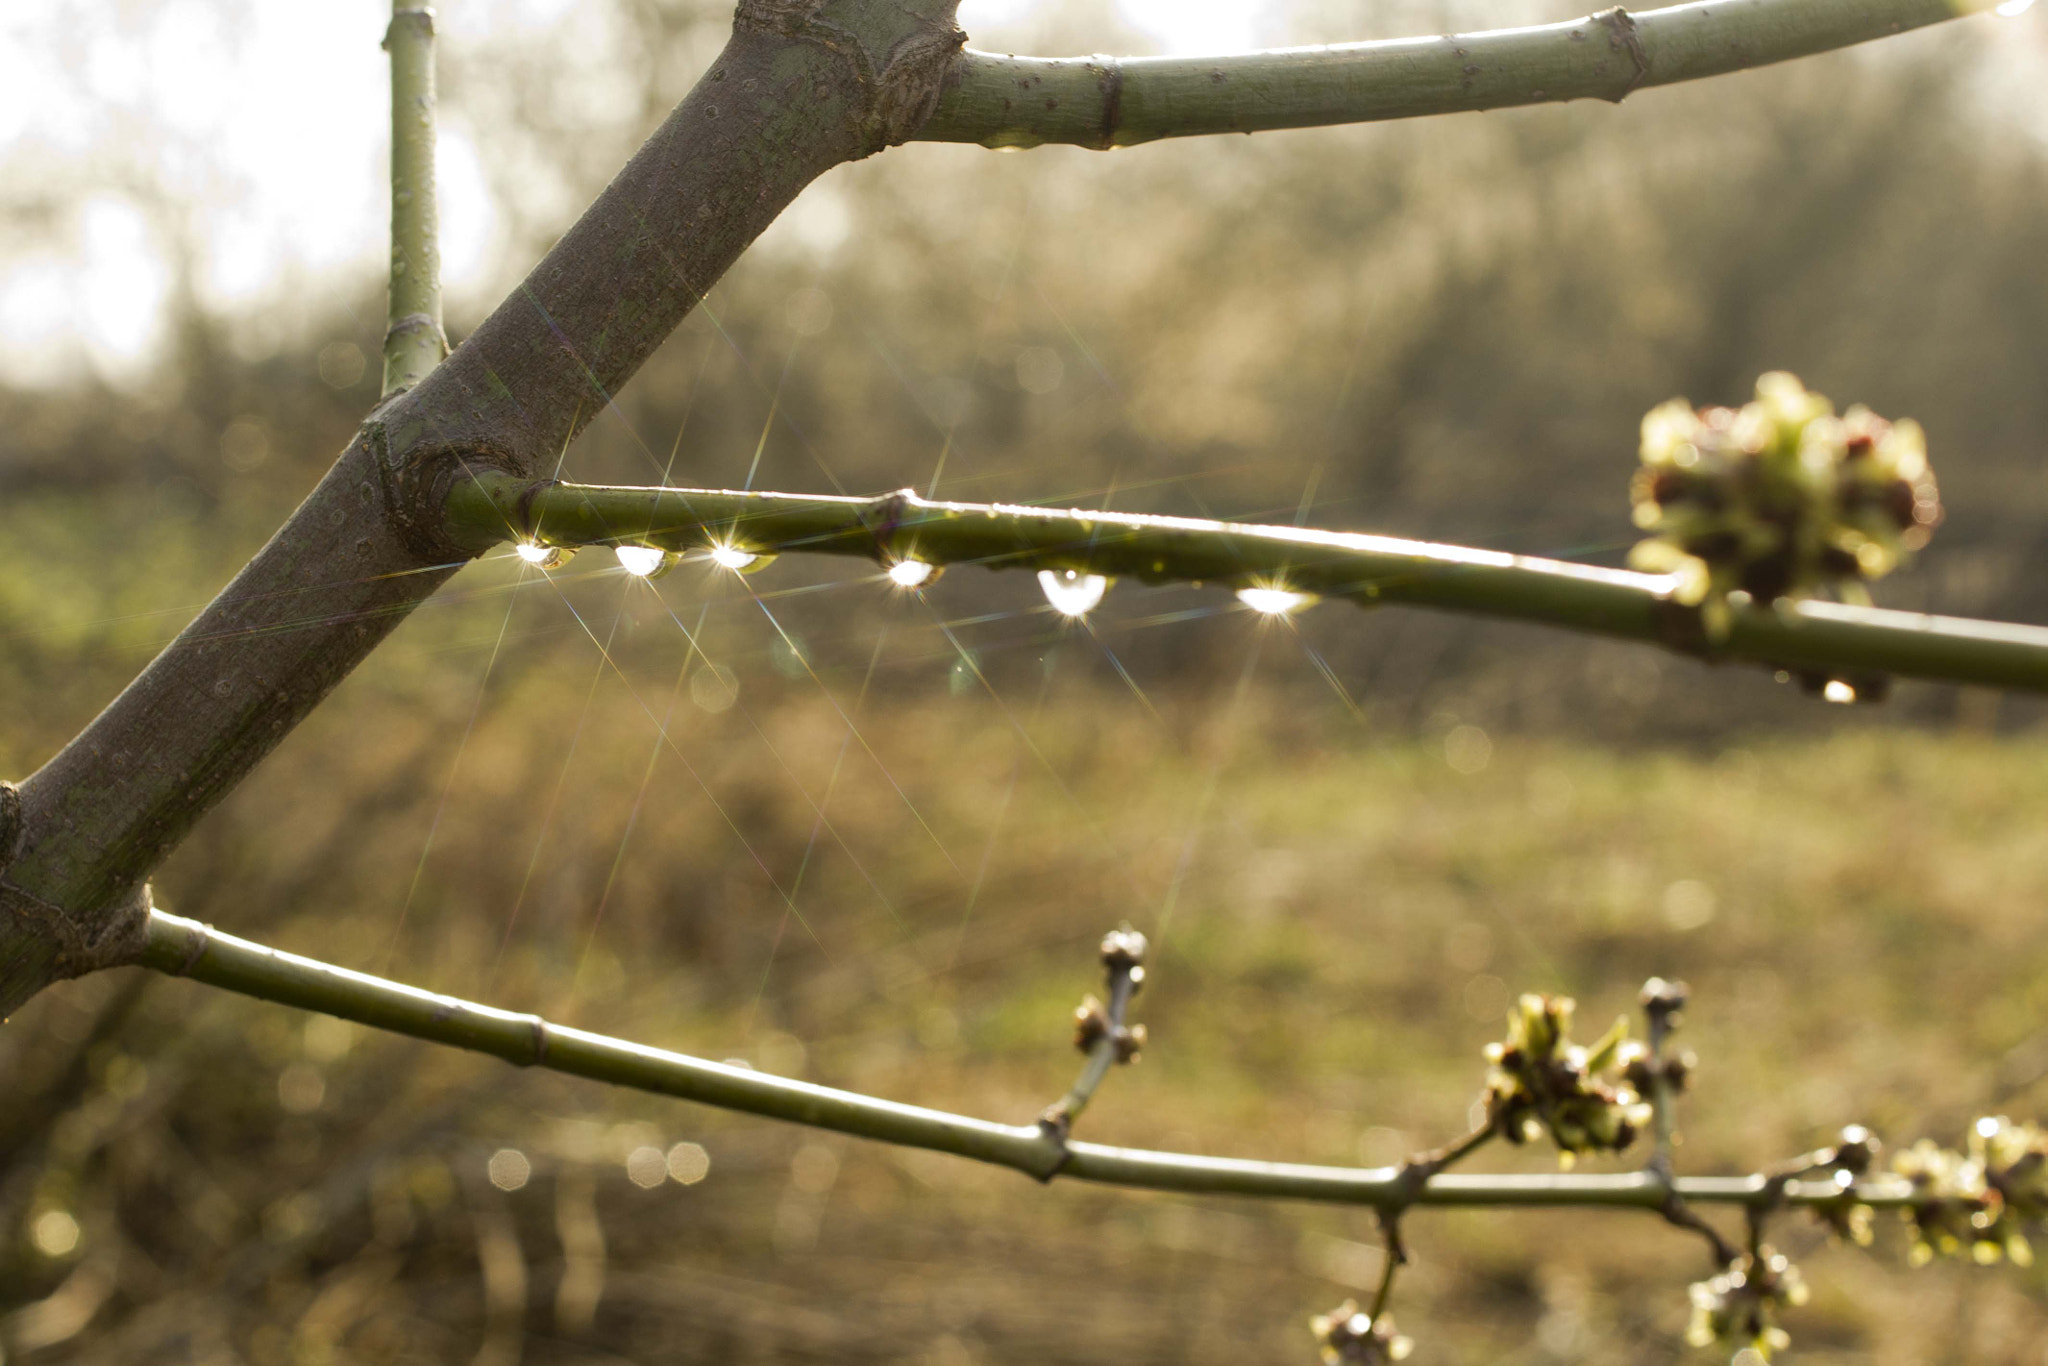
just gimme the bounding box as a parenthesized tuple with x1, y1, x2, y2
(383, 4, 449, 395)
(136, 910, 1916, 1213)
(919, 0, 1978, 149)
(444, 476, 2048, 694)
(0, 0, 964, 1016)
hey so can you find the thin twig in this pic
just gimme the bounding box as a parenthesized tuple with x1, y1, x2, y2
(1630, 978, 1737, 1264)
(1639, 977, 1686, 1177)
(1659, 1187, 1740, 1267)
(444, 475, 2048, 695)
(382, 3, 448, 395)
(916, 0, 1976, 150)
(134, 910, 1921, 1215)
(1040, 928, 1147, 1147)
(1368, 1208, 1405, 1322)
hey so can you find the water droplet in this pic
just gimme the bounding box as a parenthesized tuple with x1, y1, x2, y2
(1978, 1116, 2002, 1138)
(615, 545, 672, 578)
(1997, 0, 2033, 17)
(948, 651, 979, 696)
(31, 1210, 80, 1258)
(1236, 584, 1313, 615)
(1037, 568, 1109, 616)
(487, 1148, 531, 1191)
(888, 558, 938, 588)
(770, 634, 810, 678)
(690, 663, 739, 714)
(666, 1141, 711, 1185)
(516, 541, 568, 569)
(1822, 679, 1856, 704)
(707, 544, 759, 571)
(625, 1145, 668, 1189)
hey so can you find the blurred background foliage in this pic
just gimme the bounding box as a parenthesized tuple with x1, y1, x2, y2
(5, 1, 2048, 1361)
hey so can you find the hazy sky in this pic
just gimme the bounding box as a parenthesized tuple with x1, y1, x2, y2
(1, 0, 2039, 387)
(0, 0, 1284, 387)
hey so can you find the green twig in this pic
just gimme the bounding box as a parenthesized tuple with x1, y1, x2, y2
(917, 0, 1978, 150)
(383, 3, 448, 395)
(135, 910, 1923, 1215)
(443, 474, 2048, 695)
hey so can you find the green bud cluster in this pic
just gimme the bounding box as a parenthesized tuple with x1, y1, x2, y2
(1894, 1117, 2048, 1267)
(1685, 1247, 1808, 1361)
(1483, 994, 1651, 1165)
(1310, 1302, 1412, 1364)
(1627, 372, 1940, 637)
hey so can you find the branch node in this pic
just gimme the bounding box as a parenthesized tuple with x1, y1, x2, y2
(371, 421, 523, 563)
(383, 311, 449, 356)
(733, 0, 964, 150)
(382, 5, 437, 49)
(1032, 1111, 1075, 1182)
(1091, 54, 1124, 149)
(1592, 6, 1649, 102)
(0, 878, 155, 982)
(171, 916, 212, 976)
(861, 488, 917, 562)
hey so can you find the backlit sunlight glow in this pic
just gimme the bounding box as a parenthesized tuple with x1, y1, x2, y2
(615, 545, 669, 578)
(515, 541, 563, 567)
(1037, 568, 1110, 616)
(888, 558, 938, 588)
(1821, 680, 1857, 704)
(1236, 584, 1313, 616)
(0, 1, 503, 384)
(708, 544, 760, 571)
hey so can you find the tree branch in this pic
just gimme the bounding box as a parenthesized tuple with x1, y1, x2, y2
(0, 0, 965, 1016)
(443, 475, 2048, 694)
(134, 909, 1916, 1213)
(383, 4, 449, 396)
(919, 0, 1981, 150)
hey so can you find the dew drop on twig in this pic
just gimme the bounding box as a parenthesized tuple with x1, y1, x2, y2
(888, 558, 938, 588)
(515, 541, 568, 569)
(615, 545, 672, 578)
(708, 544, 759, 571)
(1236, 584, 1313, 615)
(1037, 568, 1109, 616)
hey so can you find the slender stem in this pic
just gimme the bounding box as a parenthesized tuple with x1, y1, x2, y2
(1633, 981, 1734, 1263)
(918, 0, 1978, 150)
(444, 475, 2048, 695)
(1660, 1189, 1740, 1267)
(1368, 1208, 1404, 1321)
(1044, 953, 1141, 1136)
(1368, 1120, 1495, 1319)
(383, 5, 448, 395)
(1644, 998, 1678, 1175)
(135, 910, 1923, 1214)
(1418, 1124, 1497, 1178)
